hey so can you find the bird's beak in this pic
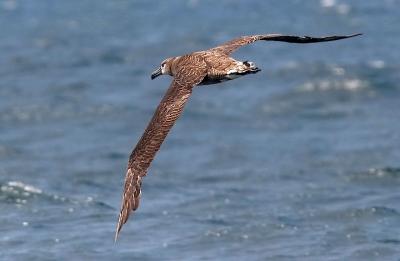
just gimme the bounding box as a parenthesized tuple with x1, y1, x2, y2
(151, 67, 162, 80)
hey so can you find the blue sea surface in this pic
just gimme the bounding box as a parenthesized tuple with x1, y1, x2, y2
(1, 1, 399, 260)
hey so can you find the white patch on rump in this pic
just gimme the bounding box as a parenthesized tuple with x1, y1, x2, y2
(226, 73, 243, 80)
(227, 69, 239, 74)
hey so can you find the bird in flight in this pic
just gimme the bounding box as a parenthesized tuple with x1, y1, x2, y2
(115, 33, 361, 240)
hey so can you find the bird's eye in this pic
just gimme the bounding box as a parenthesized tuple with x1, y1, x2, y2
(161, 63, 166, 68)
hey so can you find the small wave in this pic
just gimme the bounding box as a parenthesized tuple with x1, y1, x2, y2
(320, 0, 351, 15)
(317, 206, 399, 224)
(0, 180, 113, 209)
(368, 60, 386, 69)
(0, 181, 59, 205)
(348, 167, 400, 186)
(353, 206, 399, 216)
(204, 228, 231, 238)
(366, 167, 400, 178)
(351, 167, 400, 181)
(2, 0, 18, 11)
(1, 181, 42, 202)
(5, 181, 43, 194)
(0, 103, 116, 124)
(376, 239, 400, 245)
(299, 78, 368, 92)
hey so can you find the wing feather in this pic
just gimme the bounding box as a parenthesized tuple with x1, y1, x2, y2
(210, 33, 362, 55)
(115, 56, 207, 240)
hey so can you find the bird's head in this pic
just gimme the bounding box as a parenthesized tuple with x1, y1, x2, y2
(151, 57, 175, 80)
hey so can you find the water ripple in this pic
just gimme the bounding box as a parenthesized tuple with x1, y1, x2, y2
(0, 180, 112, 209)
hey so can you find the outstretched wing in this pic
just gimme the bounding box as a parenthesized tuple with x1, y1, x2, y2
(115, 55, 207, 240)
(209, 33, 362, 55)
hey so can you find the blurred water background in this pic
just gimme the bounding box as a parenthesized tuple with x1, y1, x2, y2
(1, 0, 399, 260)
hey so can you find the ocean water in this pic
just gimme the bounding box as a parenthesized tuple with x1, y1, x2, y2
(1, 0, 399, 260)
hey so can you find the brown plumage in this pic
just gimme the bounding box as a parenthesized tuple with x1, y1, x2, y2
(115, 33, 361, 240)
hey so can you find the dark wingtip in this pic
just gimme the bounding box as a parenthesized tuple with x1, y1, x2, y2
(335, 33, 362, 40)
(114, 225, 120, 242)
(114, 213, 123, 242)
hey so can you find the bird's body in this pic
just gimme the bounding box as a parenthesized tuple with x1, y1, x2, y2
(200, 56, 260, 85)
(115, 33, 361, 240)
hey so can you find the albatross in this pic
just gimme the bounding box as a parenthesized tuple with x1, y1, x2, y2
(115, 33, 361, 240)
